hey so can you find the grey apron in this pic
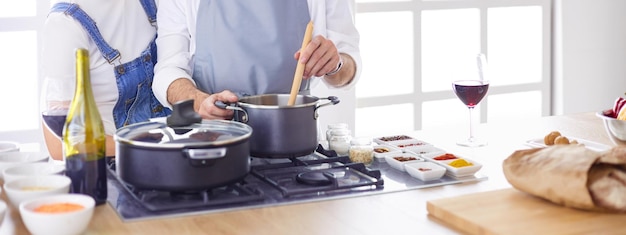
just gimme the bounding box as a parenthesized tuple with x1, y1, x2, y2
(193, 0, 311, 97)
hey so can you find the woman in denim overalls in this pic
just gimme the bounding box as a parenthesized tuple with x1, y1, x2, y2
(42, 0, 170, 160)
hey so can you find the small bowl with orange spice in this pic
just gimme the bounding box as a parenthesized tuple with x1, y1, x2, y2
(426, 153, 483, 178)
(4, 175, 71, 208)
(19, 194, 95, 235)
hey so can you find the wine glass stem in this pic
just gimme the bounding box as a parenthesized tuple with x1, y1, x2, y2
(467, 106, 476, 142)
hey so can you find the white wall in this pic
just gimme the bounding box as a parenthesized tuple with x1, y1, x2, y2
(554, 0, 626, 114)
(311, 82, 356, 141)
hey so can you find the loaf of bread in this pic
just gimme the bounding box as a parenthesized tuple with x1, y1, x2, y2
(503, 145, 626, 212)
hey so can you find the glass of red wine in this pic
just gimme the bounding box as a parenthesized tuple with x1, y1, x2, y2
(41, 79, 71, 140)
(452, 54, 490, 147)
(42, 109, 68, 139)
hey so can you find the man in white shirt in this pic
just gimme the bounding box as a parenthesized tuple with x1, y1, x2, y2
(153, 0, 362, 119)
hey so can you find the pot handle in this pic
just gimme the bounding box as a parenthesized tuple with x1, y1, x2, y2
(184, 148, 227, 160)
(313, 96, 340, 120)
(315, 96, 340, 110)
(215, 101, 249, 123)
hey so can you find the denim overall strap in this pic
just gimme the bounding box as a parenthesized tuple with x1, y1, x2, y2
(111, 0, 170, 128)
(49, 1, 170, 128)
(193, 0, 311, 97)
(50, 2, 121, 64)
(138, 0, 157, 27)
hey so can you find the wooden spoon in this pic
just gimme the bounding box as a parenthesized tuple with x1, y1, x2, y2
(288, 21, 314, 106)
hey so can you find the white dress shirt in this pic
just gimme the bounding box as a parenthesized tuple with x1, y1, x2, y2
(153, 0, 362, 108)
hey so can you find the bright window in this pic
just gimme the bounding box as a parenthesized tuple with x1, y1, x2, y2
(354, 0, 551, 135)
(0, 0, 47, 146)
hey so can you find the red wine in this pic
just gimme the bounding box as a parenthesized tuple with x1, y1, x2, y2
(453, 80, 489, 107)
(66, 153, 107, 205)
(42, 114, 67, 138)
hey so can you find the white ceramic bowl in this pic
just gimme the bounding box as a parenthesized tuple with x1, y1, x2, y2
(405, 161, 447, 181)
(0, 141, 19, 153)
(388, 139, 433, 152)
(429, 154, 483, 178)
(372, 145, 402, 161)
(4, 175, 71, 208)
(597, 111, 626, 146)
(20, 194, 95, 235)
(373, 135, 416, 145)
(3, 162, 66, 184)
(385, 152, 424, 172)
(409, 145, 447, 158)
(0, 152, 49, 181)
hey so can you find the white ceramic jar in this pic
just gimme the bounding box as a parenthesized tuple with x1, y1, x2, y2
(328, 129, 351, 156)
(325, 123, 349, 141)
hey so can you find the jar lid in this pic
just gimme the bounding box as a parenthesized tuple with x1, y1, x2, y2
(327, 123, 349, 129)
(350, 138, 372, 145)
(114, 119, 252, 149)
(330, 128, 351, 136)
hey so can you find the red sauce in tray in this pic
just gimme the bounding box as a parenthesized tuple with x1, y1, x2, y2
(433, 153, 458, 160)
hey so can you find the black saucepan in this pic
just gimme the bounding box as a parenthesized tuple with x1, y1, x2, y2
(217, 94, 339, 158)
(114, 100, 253, 191)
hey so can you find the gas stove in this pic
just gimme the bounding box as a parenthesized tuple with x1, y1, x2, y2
(107, 146, 487, 221)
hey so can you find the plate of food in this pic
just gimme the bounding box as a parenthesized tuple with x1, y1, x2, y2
(525, 131, 611, 152)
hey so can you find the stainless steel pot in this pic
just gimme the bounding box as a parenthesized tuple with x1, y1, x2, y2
(217, 94, 339, 158)
(114, 100, 253, 191)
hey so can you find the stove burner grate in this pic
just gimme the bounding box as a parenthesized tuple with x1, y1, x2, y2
(120, 180, 266, 212)
(250, 156, 384, 198)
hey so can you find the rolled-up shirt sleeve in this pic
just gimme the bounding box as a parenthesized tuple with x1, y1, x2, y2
(310, 0, 362, 90)
(153, 0, 199, 109)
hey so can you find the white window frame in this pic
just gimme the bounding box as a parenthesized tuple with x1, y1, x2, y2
(355, 0, 552, 131)
(0, 0, 49, 147)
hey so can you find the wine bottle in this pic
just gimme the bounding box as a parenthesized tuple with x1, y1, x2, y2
(62, 48, 107, 205)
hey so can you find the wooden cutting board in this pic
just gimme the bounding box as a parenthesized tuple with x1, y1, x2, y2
(427, 188, 626, 235)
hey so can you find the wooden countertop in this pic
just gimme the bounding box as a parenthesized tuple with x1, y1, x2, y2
(0, 112, 614, 235)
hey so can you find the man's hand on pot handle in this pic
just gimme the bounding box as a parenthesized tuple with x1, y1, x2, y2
(199, 90, 239, 120)
(166, 78, 238, 120)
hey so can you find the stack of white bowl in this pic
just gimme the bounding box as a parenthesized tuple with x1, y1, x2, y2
(0, 141, 96, 235)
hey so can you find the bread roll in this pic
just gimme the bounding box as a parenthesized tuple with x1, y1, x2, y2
(503, 145, 626, 212)
(543, 131, 561, 145)
(554, 136, 570, 145)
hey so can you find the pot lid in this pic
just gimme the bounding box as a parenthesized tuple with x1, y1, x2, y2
(115, 120, 252, 148)
(115, 99, 252, 148)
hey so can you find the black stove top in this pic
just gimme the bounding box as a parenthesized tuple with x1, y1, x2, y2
(107, 146, 486, 221)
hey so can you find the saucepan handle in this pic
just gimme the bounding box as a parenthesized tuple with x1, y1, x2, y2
(313, 96, 340, 120)
(184, 148, 227, 160)
(183, 148, 227, 167)
(315, 96, 340, 110)
(214, 101, 249, 123)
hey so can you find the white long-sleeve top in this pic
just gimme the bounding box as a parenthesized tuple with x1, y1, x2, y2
(153, 0, 362, 108)
(42, 0, 158, 135)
